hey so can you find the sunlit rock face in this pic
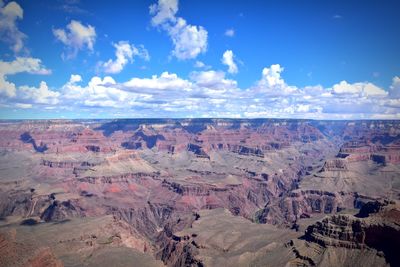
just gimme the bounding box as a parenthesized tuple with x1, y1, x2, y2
(0, 119, 399, 267)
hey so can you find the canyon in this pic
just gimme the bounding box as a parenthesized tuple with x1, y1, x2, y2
(0, 119, 399, 267)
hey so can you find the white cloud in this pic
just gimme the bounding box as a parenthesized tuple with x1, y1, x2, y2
(62, 76, 130, 108)
(193, 60, 211, 70)
(90, 76, 116, 86)
(194, 61, 205, 68)
(363, 83, 387, 96)
(0, 1, 26, 53)
(102, 41, 150, 74)
(0, 57, 51, 75)
(241, 65, 397, 119)
(1, 79, 59, 108)
(389, 76, 400, 98)
(56, 70, 239, 115)
(19, 81, 60, 105)
(0, 57, 51, 97)
(0, 3, 56, 105)
(124, 72, 191, 91)
(258, 64, 285, 88)
(251, 64, 298, 96)
(53, 20, 96, 59)
(332, 80, 387, 97)
(332, 81, 359, 94)
(169, 18, 208, 60)
(384, 98, 400, 108)
(224, 28, 235, 37)
(190, 70, 237, 91)
(69, 74, 82, 84)
(296, 104, 312, 113)
(149, 0, 178, 26)
(149, 0, 208, 60)
(221, 50, 238, 74)
(2, 59, 400, 119)
(15, 103, 32, 109)
(0, 75, 16, 97)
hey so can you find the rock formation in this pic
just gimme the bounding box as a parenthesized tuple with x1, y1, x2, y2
(0, 119, 399, 266)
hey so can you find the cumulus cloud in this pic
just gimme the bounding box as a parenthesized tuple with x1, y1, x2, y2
(0, 57, 51, 97)
(19, 81, 60, 105)
(0, 2, 56, 108)
(149, 0, 208, 60)
(258, 64, 285, 88)
(190, 70, 237, 91)
(3, 59, 400, 119)
(332, 81, 387, 97)
(241, 65, 397, 119)
(0, 0, 26, 53)
(389, 76, 400, 98)
(69, 74, 82, 84)
(251, 64, 298, 96)
(48, 70, 239, 115)
(168, 18, 208, 60)
(221, 50, 238, 74)
(149, 0, 178, 25)
(224, 28, 235, 37)
(0, 74, 17, 98)
(101, 41, 149, 74)
(53, 20, 96, 59)
(124, 72, 192, 91)
(61, 75, 131, 108)
(0, 57, 51, 75)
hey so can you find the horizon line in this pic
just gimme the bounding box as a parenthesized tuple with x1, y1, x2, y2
(1, 117, 400, 122)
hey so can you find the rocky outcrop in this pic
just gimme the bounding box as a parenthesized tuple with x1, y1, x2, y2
(0, 191, 54, 218)
(40, 199, 84, 222)
(258, 190, 353, 225)
(336, 136, 400, 165)
(156, 235, 202, 267)
(107, 203, 175, 241)
(304, 200, 400, 266)
(0, 191, 35, 218)
(155, 212, 203, 267)
(305, 214, 366, 249)
(41, 159, 99, 168)
(78, 172, 162, 184)
(187, 144, 209, 159)
(162, 181, 228, 196)
(320, 159, 348, 171)
(229, 145, 264, 157)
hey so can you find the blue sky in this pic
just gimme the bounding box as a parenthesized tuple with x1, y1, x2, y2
(0, 0, 400, 119)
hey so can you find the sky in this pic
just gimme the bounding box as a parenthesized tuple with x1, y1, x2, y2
(0, 0, 400, 119)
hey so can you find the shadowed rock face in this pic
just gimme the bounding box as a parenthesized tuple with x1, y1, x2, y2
(187, 144, 210, 159)
(0, 119, 400, 266)
(40, 199, 84, 222)
(20, 132, 48, 153)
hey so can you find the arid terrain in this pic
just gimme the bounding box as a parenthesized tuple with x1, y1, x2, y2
(0, 119, 399, 267)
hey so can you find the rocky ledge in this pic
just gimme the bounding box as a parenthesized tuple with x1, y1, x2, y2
(304, 200, 400, 265)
